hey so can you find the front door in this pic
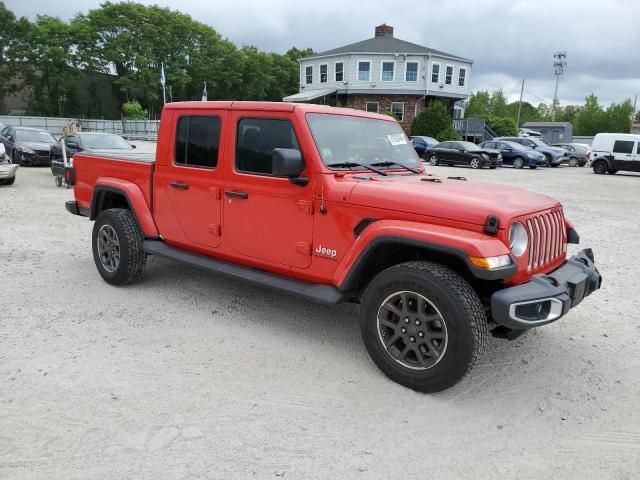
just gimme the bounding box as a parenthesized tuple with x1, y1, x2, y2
(153, 112, 227, 249)
(223, 113, 314, 269)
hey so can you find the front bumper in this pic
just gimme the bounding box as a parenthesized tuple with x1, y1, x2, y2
(18, 152, 50, 166)
(491, 249, 601, 329)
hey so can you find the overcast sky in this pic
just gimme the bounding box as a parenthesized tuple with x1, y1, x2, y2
(6, 0, 640, 106)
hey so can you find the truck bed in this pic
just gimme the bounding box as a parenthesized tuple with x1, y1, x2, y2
(73, 152, 155, 213)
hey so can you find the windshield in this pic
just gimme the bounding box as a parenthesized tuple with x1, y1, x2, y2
(80, 133, 131, 149)
(306, 114, 421, 170)
(504, 141, 526, 151)
(16, 130, 55, 143)
(528, 138, 548, 147)
(461, 141, 482, 152)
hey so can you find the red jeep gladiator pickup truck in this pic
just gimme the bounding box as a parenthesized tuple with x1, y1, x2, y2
(65, 101, 601, 392)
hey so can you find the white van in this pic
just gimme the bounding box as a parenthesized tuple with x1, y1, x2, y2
(591, 133, 640, 174)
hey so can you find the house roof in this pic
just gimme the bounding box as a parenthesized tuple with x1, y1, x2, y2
(522, 122, 573, 127)
(304, 36, 472, 62)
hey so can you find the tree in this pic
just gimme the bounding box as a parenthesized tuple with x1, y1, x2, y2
(604, 99, 634, 133)
(464, 91, 491, 118)
(122, 100, 148, 119)
(486, 115, 518, 137)
(410, 100, 452, 139)
(634, 109, 640, 123)
(573, 94, 606, 135)
(488, 90, 508, 118)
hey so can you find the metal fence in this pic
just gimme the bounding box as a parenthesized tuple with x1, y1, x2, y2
(0, 115, 159, 140)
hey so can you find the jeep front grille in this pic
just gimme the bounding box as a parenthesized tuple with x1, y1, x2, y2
(525, 208, 566, 271)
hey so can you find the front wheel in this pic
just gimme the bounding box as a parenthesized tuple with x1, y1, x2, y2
(513, 157, 525, 169)
(470, 157, 481, 169)
(593, 161, 607, 175)
(428, 155, 439, 166)
(92, 208, 146, 285)
(360, 261, 487, 393)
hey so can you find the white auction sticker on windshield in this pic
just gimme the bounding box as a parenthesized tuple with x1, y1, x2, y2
(387, 134, 407, 146)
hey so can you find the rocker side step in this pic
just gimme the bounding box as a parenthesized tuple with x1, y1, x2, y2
(143, 240, 345, 305)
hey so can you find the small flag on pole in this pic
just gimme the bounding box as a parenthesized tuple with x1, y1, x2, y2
(202, 81, 208, 101)
(160, 62, 166, 86)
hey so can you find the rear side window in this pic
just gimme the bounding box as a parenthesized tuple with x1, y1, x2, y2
(175, 116, 221, 168)
(613, 140, 634, 154)
(637, 143, 640, 154)
(236, 118, 300, 175)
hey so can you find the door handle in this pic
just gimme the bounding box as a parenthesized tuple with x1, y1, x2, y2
(225, 190, 249, 199)
(169, 181, 189, 190)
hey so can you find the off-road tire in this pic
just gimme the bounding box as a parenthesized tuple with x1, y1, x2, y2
(593, 161, 607, 175)
(360, 261, 488, 393)
(92, 208, 146, 285)
(513, 157, 525, 169)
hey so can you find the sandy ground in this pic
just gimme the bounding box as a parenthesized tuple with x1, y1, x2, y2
(1, 161, 639, 479)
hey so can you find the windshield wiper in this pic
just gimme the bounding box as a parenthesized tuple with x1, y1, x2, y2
(370, 160, 421, 174)
(326, 162, 388, 176)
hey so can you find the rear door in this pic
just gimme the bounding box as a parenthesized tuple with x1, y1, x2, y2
(612, 139, 635, 171)
(223, 113, 314, 269)
(153, 111, 227, 249)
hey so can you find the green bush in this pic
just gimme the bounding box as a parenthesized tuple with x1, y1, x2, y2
(486, 115, 518, 137)
(436, 127, 462, 142)
(122, 100, 148, 120)
(411, 100, 452, 138)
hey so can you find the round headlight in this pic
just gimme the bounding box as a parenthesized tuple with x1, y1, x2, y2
(509, 222, 528, 257)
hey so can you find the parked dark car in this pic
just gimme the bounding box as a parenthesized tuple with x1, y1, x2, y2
(552, 143, 590, 167)
(424, 141, 503, 169)
(50, 132, 135, 163)
(0, 126, 56, 166)
(479, 140, 546, 169)
(495, 136, 569, 167)
(410, 135, 439, 156)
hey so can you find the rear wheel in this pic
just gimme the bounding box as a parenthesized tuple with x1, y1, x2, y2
(543, 154, 551, 167)
(470, 157, 481, 169)
(593, 161, 607, 175)
(513, 157, 525, 169)
(429, 155, 439, 166)
(360, 261, 487, 393)
(568, 157, 578, 167)
(92, 208, 146, 285)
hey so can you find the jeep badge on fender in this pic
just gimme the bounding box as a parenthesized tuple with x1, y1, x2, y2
(65, 101, 602, 393)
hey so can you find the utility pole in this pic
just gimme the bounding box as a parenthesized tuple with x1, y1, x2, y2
(631, 94, 638, 133)
(552, 52, 567, 121)
(516, 79, 525, 128)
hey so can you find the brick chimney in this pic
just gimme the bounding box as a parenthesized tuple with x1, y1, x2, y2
(375, 24, 394, 38)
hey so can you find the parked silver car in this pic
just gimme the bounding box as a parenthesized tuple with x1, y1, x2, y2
(552, 143, 591, 167)
(0, 142, 19, 186)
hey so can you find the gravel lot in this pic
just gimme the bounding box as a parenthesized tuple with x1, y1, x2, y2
(1, 162, 639, 479)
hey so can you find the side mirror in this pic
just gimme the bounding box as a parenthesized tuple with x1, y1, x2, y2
(272, 148, 305, 180)
(66, 141, 79, 149)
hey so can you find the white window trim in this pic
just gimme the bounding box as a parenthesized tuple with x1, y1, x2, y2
(391, 102, 405, 122)
(305, 65, 313, 85)
(458, 67, 466, 87)
(334, 61, 344, 82)
(319, 63, 328, 83)
(357, 60, 372, 82)
(365, 101, 379, 113)
(445, 64, 454, 85)
(404, 60, 420, 82)
(380, 60, 396, 82)
(431, 62, 441, 83)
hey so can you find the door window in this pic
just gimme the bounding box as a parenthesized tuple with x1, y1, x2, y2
(236, 118, 300, 175)
(175, 116, 221, 168)
(613, 140, 634, 154)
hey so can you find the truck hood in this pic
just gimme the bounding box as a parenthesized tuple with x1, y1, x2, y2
(347, 175, 560, 226)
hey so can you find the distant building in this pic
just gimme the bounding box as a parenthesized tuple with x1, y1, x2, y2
(521, 121, 573, 144)
(284, 24, 473, 132)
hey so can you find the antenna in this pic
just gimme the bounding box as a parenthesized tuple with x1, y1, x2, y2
(552, 51, 567, 121)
